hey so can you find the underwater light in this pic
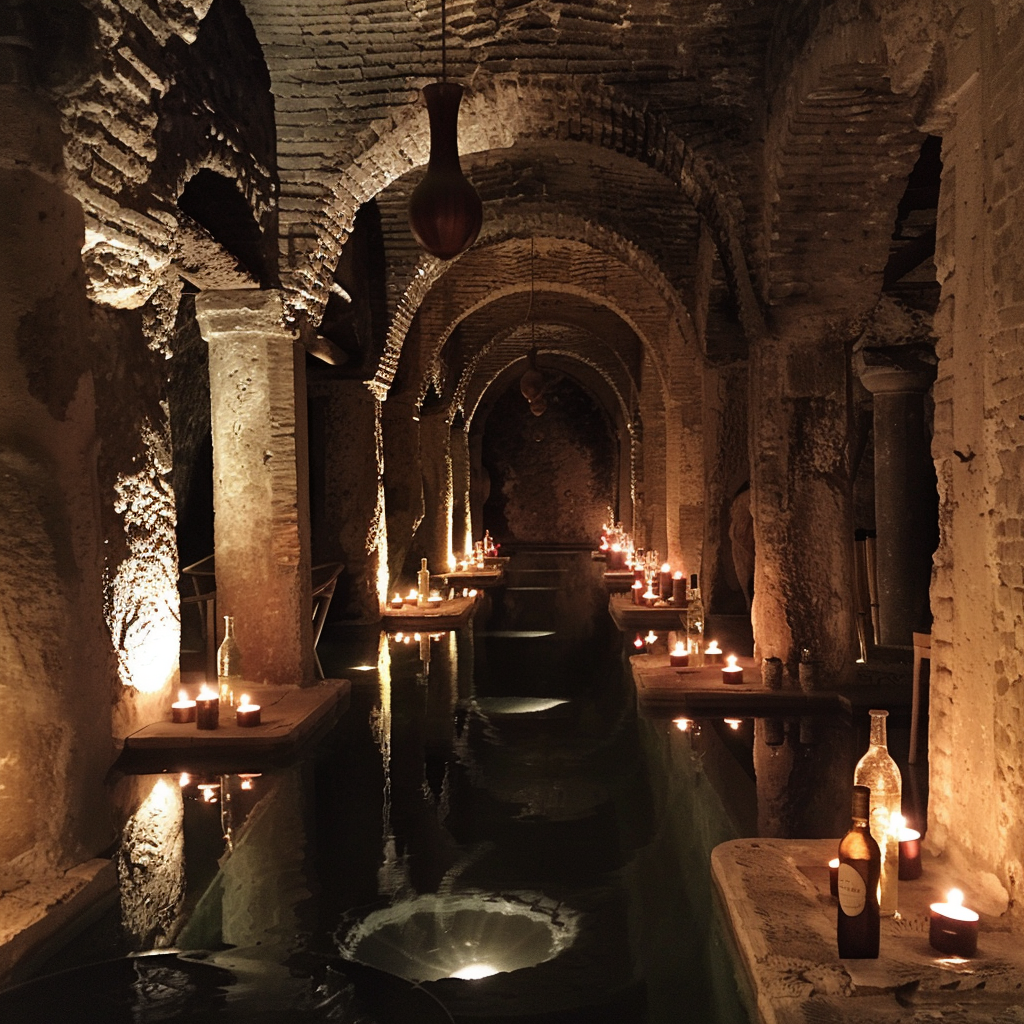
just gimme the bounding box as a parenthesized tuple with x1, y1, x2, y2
(449, 963, 500, 980)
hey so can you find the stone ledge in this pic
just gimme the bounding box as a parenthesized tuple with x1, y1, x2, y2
(711, 838, 1024, 1024)
(0, 859, 117, 986)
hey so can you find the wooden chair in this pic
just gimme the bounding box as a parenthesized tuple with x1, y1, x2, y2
(311, 562, 345, 679)
(909, 631, 931, 764)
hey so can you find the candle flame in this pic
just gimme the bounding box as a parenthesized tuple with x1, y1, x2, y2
(706, 640, 722, 654)
(891, 811, 906, 837)
(674, 717, 690, 732)
(644, 630, 658, 645)
(672, 641, 686, 656)
(178, 688, 188, 702)
(725, 718, 742, 730)
(829, 858, 840, 869)
(947, 888, 964, 908)
(198, 683, 217, 700)
(633, 635, 645, 649)
(240, 694, 249, 706)
(726, 654, 738, 668)
(179, 772, 190, 787)
(661, 562, 671, 573)
(241, 778, 253, 790)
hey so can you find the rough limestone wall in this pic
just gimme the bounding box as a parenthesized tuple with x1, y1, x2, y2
(927, 5, 1024, 922)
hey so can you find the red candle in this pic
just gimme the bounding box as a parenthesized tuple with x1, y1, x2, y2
(829, 858, 840, 897)
(659, 563, 672, 598)
(171, 690, 196, 724)
(236, 695, 261, 727)
(929, 889, 978, 957)
(704, 640, 724, 665)
(671, 571, 685, 604)
(899, 826, 922, 880)
(722, 654, 744, 685)
(196, 685, 219, 730)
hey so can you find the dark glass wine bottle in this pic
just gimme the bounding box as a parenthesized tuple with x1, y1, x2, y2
(837, 784, 881, 959)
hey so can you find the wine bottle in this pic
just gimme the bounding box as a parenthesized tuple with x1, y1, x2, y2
(837, 784, 881, 959)
(216, 614, 242, 708)
(853, 708, 902, 916)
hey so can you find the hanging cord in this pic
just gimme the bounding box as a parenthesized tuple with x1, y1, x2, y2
(526, 236, 535, 345)
(441, 0, 447, 83)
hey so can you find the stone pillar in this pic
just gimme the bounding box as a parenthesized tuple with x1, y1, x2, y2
(417, 408, 453, 572)
(308, 378, 385, 622)
(749, 323, 859, 686)
(382, 393, 424, 591)
(194, 290, 313, 684)
(856, 349, 937, 647)
(0, 29, 113, 871)
(450, 423, 471, 556)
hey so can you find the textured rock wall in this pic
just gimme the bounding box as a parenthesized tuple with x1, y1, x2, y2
(926, 3, 1024, 922)
(480, 375, 616, 547)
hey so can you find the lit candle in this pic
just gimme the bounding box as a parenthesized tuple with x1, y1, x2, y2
(829, 857, 840, 898)
(391, 592, 404, 608)
(171, 689, 196, 724)
(236, 694, 261, 727)
(428, 594, 442, 604)
(892, 812, 922, 879)
(671, 570, 686, 604)
(405, 588, 418, 605)
(196, 684, 219, 730)
(659, 563, 672, 598)
(722, 654, 744, 685)
(704, 639, 724, 665)
(929, 889, 978, 957)
(642, 587, 658, 607)
(631, 580, 644, 605)
(633, 634, 645, 650)
(670, 640, 689, 667)
(644, 630, 658, 647)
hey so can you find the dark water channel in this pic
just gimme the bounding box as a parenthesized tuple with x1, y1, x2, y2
(1, 550, 924, 1023)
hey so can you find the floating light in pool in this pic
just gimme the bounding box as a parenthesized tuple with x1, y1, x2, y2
(339, 892, 578, 984)
(449, 962, 500, 980)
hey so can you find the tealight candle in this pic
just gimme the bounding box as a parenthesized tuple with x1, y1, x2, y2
(196, 685, 220, 730)
(405, 588, 419, 605)
(642, 588, 658, 607)
(171, 690, 196, 724)
(236, 694, 261, 727)
(704, 639, 724, 665)
(896, 815, 922, 880)
(829, 858, 840, 898)
(669, 640, 690, 667)
(391, 593, 404, 609)
(722, 654, 744, 685)
(929, 889, 978, 957)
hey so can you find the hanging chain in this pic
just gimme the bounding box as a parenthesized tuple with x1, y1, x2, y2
(441, 0, 447, 83)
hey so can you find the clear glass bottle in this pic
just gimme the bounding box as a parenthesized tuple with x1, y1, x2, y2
(853, 709, 902, 916)
(686, 574, 705, 666)
(837, 784, 881, 958)
(417, 558, 430, 607)
(217, 614, 242, 707)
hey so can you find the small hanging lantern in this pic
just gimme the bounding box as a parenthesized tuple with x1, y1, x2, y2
(408, 0, 482, 260)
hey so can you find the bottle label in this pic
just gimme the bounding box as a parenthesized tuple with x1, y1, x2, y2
(838, 863, 867, 916)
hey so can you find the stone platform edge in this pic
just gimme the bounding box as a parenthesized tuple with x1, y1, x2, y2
(711, 837, 1024, 1024)
(0, 858, 116, 987)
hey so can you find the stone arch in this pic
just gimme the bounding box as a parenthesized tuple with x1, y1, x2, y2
(373, 206, 696, 400)
(289, 74, 763, 339)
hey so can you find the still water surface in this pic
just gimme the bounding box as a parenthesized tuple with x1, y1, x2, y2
(3, 550, 919, 1022)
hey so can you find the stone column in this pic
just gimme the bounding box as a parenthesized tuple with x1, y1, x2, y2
(856, 349, 937, 647)
(417, 408, 453, 573)
(0, 26, 113, 871)
(308, 378, 385, 622)
(382, 393, 424, 591)
(450, 422, 471, 556)
(194, 290, 313, 684)
(749, 322, 859, 687)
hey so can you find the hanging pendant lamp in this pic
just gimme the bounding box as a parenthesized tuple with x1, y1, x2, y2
(408, 0, 482, 260)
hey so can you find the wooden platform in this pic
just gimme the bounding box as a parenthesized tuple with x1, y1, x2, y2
(607, 593, 688, 631)
(382, 594, 480, 630)
(115, 679, 350, 774)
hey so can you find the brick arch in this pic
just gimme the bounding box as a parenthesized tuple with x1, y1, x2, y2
(762, 9, 928, 310)
(458, 327, 637, 435)
(400, 236, 692, 417)
(374, 206, 698, 400)
(292, 73, 763, 337)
